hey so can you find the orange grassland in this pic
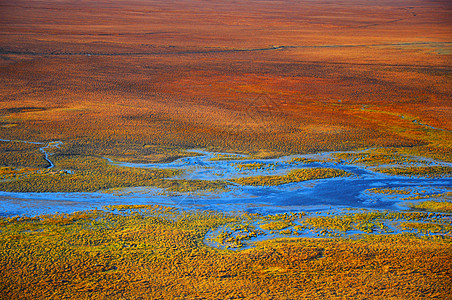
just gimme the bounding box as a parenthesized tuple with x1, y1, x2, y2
(0, 0, 451, 162)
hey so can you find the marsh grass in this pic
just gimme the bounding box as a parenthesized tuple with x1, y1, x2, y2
(0, 155, 226, 193)
(0, 141, 49, 168)
(367, 187, 412, 195)
(0, 206, 451, 299)
(334, 150, 429, 166)
(231, 168, 350, 186)
(375, 166, 452, 178)
(232, 162, 266, 171)
(259, 221, 292, 231)
(409, 200, 452, 213)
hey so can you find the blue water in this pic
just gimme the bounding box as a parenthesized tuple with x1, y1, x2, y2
(0, 148, 451, 217)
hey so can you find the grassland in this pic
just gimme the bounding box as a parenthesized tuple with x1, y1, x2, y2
(208, 210, 452, 247)
(0, 0, 451, 163)
(0, 0, 451, 298)
(0, 207, 451, 299)
(0, 141, 49, 168)
(0, 154, 227, 193)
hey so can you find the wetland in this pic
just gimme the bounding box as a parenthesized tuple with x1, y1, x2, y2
(1, 0, 451, 298)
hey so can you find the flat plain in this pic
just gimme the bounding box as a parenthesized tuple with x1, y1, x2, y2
(0, 0, 451, 299)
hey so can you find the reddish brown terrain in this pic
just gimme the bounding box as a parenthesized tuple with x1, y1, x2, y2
(1, 0, 451, 161)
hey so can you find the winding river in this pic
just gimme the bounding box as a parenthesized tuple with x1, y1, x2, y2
(0, 140, 451, 217)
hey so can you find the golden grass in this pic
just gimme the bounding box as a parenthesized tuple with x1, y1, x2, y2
(367, 187, 412, 195)
(0, 207, 451, 299)
(231, 168, 350, 186)
(233, 162, 265, 171)
(375, 166, 452, 178)
(409, 200, 452, 213)
(259, 221, 292, 231)
(0, 141, 48, 168)
(0, 155, 227, 193)
(334, 149, 429, 166)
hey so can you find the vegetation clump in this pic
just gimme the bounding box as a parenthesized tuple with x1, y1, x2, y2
(209, 154, 244, 161)
(259, 221, 292, 231)
(409, 200, 452, 213)
(0, 167, 41, 181)
(367, 187, 411, 195)
(286, 157, 317, 164)
(232, 162, 265, 171)
(334, 150, 429, 166)
(375, 166, 452, 178)
(231, 168, 350, 186)
(397, 221, 450, 235)
(208, 221, 264, 249)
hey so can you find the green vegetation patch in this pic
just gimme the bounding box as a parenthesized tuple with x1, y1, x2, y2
(208, 220, 263, 249)
(0, 167, 41, 181)
(231, 168, 350, 186)
(301, 212, 390, 234)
